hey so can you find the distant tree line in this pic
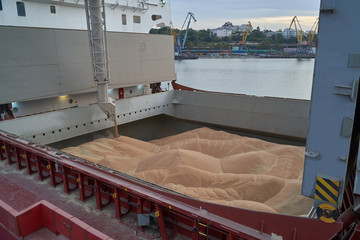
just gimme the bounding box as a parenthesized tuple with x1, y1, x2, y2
(150, 27, 316, 50)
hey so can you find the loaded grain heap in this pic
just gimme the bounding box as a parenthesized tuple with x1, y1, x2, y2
(63, 128, 312, 215)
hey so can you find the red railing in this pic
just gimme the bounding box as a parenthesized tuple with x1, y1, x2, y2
(0, 130, 345, 240)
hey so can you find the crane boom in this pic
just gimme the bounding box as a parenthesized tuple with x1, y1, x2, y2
(289, 16, 304, 44)
(176, 12, 196, 53)
(307, 18, 319, 46)
(239, 21, 252, 50)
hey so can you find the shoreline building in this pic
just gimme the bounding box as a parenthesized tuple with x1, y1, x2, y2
(211, 21, 253, 39)
(282, 28, 297, 38)
(211, 21, 235, 38)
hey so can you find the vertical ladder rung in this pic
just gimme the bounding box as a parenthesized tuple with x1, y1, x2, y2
(199, 223, 207, 228)
(197, 219, 211, 240)
(199, 231, 207, 237)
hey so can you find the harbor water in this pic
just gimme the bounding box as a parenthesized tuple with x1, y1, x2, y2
(175, 58, 315, 100)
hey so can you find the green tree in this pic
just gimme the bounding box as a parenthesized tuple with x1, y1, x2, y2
(247, 30, 266, 42)
(149, 28, 159, 34)
(198, 29, 212, 42)
(273, 43, 283, 50)
(231, 33, 241, 42)
(288, 37, 298, 44)
(186, 42, 195, 49)
(257, 40, 271, 50)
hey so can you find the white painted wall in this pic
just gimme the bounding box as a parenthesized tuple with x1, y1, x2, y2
(211, 28, 232, 38)
(0, 0, 171, 33)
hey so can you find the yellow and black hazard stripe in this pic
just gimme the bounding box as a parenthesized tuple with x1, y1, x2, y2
(314, 177, 340, 205)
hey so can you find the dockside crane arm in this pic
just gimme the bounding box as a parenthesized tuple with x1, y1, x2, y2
(289, 16, 304, 44)
(307, 18, 319, 45)
(240, 21, 252, 45)
(238, 21, 252, 51)
(179, 12, 197, 51)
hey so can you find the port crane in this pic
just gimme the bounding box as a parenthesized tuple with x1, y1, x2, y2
(239, 21, 252, 51)
(289, 16, 305, 54)
(175, 12, 196, 54)
(305, 18, 319, 53)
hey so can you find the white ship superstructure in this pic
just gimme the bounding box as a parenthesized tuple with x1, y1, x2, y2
(0, 0, 176, 118)
(0, 0, 171, 33)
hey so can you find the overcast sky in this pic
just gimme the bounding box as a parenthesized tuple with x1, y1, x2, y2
(170, 0, 321, 31)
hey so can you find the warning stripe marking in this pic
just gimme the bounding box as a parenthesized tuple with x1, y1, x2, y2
(315, 185, 337, 204)
(317, 177, 339, 198)
(326, 178, 340, 190)
(330, 179, 340, 187)
(314, 177, 340, 205)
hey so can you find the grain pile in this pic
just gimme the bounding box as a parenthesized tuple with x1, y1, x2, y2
(62, 128, 312, 215)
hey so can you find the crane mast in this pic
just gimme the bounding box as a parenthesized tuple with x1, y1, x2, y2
(289, 16, 304, 45)
(239, 21, 252, 51)
(306, 18, 319, 54)
(176, 12, 196, 54)
(288, 16, 305, 54)
(307, 18, 319, 45)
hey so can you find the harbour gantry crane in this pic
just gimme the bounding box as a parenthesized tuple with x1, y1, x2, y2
(176, 12, 196, 54)
(305, 18, 319, 54)
(289, 16, 305, 54)
(239, 21, 252, 51)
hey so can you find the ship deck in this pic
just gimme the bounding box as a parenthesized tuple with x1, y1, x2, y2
(0, 159, 163, 240)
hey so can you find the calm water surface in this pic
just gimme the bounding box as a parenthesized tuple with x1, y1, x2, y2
(175, 58, 315, 100)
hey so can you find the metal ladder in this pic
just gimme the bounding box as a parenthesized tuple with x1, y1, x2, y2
(197, 219, 211, 240)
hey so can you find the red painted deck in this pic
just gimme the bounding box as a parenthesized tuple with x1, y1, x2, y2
(24, 228, 67, 240)
(0, 160, 158, 240)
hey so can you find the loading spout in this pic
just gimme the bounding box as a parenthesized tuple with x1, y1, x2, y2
(84, 0, 118, 136)
(97, 82, 116, 121)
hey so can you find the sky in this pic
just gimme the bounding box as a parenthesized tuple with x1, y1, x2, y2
(170, 0, 321, 31)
